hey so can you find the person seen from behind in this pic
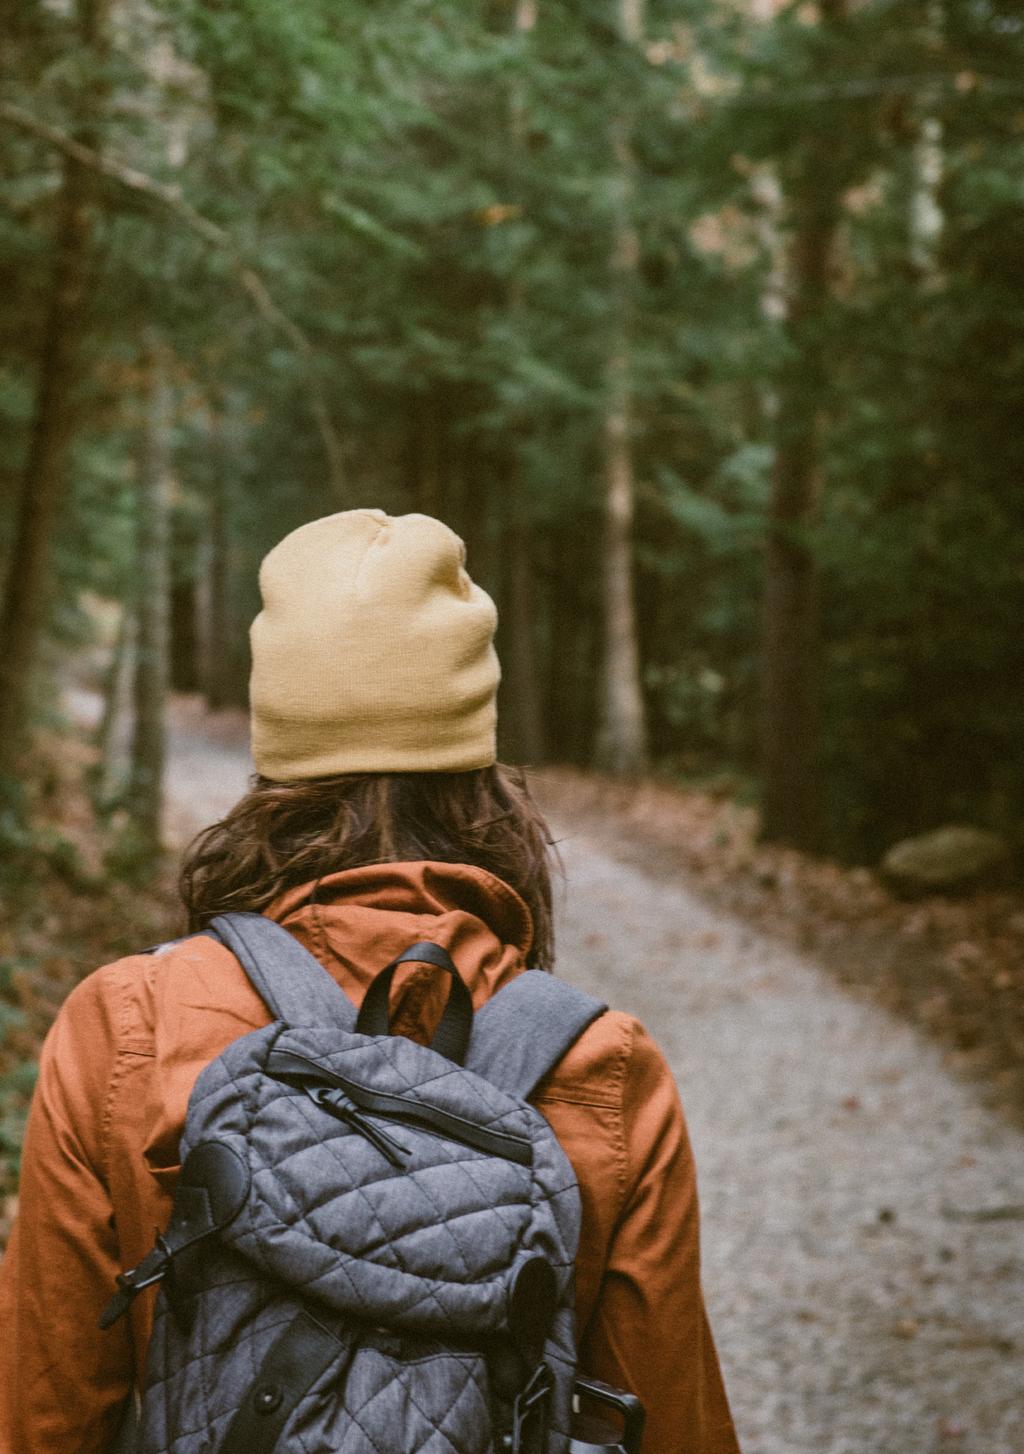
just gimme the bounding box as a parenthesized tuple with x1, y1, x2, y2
(0, 509, 740, 1454)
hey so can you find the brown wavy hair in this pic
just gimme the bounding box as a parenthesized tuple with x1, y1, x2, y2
(179, 765, 557, 967)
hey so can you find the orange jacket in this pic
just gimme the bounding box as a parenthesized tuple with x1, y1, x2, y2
(0, 861, 739, 1454)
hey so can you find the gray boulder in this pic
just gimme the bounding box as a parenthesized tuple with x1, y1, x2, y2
(881, 825, 1012, 897)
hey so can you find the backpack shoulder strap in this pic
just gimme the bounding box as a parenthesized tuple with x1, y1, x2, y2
(464, 970, 607, 1100)
(207, 911, 357, 1031)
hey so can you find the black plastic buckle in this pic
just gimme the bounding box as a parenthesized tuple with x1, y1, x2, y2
(568, 1376, 646, 1454)
(507, 1361, 553, 1454)
(99, 1240, 171, 1328)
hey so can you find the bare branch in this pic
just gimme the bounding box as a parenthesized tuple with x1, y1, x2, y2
(0, 100, 346, 496)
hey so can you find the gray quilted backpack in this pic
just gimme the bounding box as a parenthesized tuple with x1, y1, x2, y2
(101, 911, 638, 1454)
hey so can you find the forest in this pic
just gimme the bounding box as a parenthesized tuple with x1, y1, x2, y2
(2, 0, 1021, 870)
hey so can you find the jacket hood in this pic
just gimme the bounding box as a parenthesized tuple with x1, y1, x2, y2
(141, 861, 534, 1172)
(268, 859, 534, 994)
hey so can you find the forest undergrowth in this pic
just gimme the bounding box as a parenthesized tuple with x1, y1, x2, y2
(0, 729, 180, 1243)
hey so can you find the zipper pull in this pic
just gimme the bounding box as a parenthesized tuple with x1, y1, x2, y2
(306, 1087, 410, 1166)
(350, 1111, 411, 1167)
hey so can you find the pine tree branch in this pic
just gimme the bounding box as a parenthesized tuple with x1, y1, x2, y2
(0, 100, 346, 497)
(726, 73, 1024, 108)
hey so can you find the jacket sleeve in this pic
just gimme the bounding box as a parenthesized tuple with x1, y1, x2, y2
(0, 969, 133, 1454)
(579, 1020, 741, 1454)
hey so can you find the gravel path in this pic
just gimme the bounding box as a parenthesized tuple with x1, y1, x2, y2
(159, 703, 1024, 1454)
(553, 835, 1024, 1454)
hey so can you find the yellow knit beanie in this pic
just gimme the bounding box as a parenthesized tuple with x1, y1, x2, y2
(249, 509, 500, 779)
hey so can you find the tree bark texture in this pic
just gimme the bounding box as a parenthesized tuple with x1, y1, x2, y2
(170, 577, 199, 694)
(546, 524, 598, 764)
(758, 0, 848, 848)
(594, 0, 648, 775)
(500, 521, 546, 765)
(909, 115, 944, 277)
(95, 602, 136, 807)
(492, 0, 547, 769)
(413, 394, 443, 519)
(596, 377, 648, 774)
(0, 0, 109, 783)
(128, 339, 173, 852)
(200, 411, 232, 710)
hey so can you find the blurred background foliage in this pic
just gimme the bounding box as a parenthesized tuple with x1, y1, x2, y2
(1, 0, 1023, 876)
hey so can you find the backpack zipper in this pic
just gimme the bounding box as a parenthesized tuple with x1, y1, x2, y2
(304, 1085, 412, 1166)
(266, 1048, 533, 1167)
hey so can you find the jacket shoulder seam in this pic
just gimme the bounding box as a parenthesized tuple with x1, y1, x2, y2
(96, 956, 151, 1185)
(533, 1093, 619, 1110)
(612, 1015, 634, 1206)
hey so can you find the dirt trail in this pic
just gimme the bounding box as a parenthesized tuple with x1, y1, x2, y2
(161, 701, 1024, 1454)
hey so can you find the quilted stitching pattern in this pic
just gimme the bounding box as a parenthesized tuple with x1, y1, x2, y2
(138, 1020, 581, 1453)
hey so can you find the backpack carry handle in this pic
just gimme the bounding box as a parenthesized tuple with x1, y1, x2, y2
(355, 941, 473, 1064)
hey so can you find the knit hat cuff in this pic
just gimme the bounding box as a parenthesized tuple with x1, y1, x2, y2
(252, 701, 498, 779)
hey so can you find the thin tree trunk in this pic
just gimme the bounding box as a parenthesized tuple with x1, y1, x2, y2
(204, 481, 230, 710)
(909, 115, 943, 275)
(201, 407, 232, 710)
(128, 337, 173, 854)
(95, 602, 136, 807)
(594, 0, 648, 775)
(758, 0, 848, 848)
(0, 0, 108, 784)
(458, 444, 498, 614)
(501, 520, 546, 764)
(908, 3, 944, 278)
(415, 394, 443, 518)
(170, 576, 198, 693)
(547, 523, 597, 764)
(759, 361, 827, 848)
(495, 0, 546, 768)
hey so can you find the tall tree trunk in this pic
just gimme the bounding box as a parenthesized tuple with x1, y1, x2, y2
(594, 0, 648, 775)
(415, 394, 443, 519)
(458, 444, 498, 615)
(500, 520, 546, 764)
(908, 2, 944, 279)
(495, 0, 546, 768)
(128, 337, 173, 854)
(758, 0, 848, 848)
(0, 0, 109, 784)
(547, 524, 598, 764)
(170, 576, 199, 693)
(95, 601, 136, 807)
(200, 408, 232, 710)
(170, 483, 199, 696)
(909, 115, 943, 276)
